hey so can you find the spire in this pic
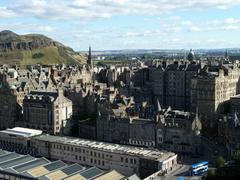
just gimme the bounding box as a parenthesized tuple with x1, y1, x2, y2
(224, 49, 228, 59)
(192, 107, 202, 133)
(157, 99, 162, 112)
(87, 45, 92, 68)
(233, 111, 239, 127)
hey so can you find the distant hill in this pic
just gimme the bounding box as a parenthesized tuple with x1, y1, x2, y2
(0, 30, 86, 66)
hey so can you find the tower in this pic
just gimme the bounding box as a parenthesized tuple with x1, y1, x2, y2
(187, 49, 194, 62)
(224, 49, 229, 60)
(87, 45, 92, 68)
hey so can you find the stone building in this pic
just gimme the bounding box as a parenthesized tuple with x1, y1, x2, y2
(156, 108, 202, 154)
(230, 94, 240, 114)
(30, 134, 177, 179)
(218, 113, 240, 156)
(148, 60, 201, 111)
(191, 62, 240, 128)
(129, 118, 156, 147)
(22, 89, 72, 135)
(97, 114, 130, 144)
(0, 64, 93, 132)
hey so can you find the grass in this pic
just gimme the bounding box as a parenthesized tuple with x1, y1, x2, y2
(21, 47, 64, 66)
(0, 46, 86, 67)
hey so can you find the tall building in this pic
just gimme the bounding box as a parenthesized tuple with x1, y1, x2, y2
(149, 60, 201, 111)
(191, 63, 240, 129)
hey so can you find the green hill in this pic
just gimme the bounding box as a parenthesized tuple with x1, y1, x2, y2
(0, 30, 86, 66)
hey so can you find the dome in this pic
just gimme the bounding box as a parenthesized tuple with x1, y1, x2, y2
(189, 49, 194, 55)
(187, 49, 194, 61)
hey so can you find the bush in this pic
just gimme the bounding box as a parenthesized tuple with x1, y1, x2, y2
(32, 52, 44, 59)
(215, 156, 226, 168)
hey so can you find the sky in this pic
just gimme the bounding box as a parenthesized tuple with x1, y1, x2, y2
(0, 0, 240, 51)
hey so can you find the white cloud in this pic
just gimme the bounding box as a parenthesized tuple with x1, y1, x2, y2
(0, 23, 55, 34)
(4, 0, 240, 20)
(0, 7, 16, 18)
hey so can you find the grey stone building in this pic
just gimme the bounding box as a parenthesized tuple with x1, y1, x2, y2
(156, 108, 202, 154)
(22, 89, 72, 135)
(148, 60, 201, 111)
(129, 118, 156, 147)
(191, 62, 240, 128)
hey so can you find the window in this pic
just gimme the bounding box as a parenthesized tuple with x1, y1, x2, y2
(94, 152, 96, 157)
(79, 156, 81, 161)
(90, 151, 92, 156)
(125, 158, 128, 163)
(130, 159, 133, 164)
(75, 155, 78, 160)
(91, 159, 93, 163)
(83, 157, 85, 161)
(121, 157, 123, 162)
(134, 159, 136, 164)
(102, 161, 105, 166)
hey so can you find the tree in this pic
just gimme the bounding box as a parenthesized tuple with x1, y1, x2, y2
(215, 156, 226, 168)
(233, 150, 240, 163)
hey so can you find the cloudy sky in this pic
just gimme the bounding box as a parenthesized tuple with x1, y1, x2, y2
(0, 0, 240, 50)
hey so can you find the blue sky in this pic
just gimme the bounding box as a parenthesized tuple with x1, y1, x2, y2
(0, 0, 240, 51)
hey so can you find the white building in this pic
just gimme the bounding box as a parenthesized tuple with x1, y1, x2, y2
(0, 127, 42, 155)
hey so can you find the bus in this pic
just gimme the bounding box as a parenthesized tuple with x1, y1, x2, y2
(189, 161, 208, 176)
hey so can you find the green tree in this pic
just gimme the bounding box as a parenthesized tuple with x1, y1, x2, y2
(233, 150, 240, 164)
(215, 156, 226, 168)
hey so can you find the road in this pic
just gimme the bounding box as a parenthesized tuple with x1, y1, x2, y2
(153, 163, 201, 180)
(152, 136, 227, 180)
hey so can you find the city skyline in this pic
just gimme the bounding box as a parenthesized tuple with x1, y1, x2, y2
(1, 0, 240, 50)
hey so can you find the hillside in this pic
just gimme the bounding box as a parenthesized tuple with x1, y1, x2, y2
(0, 30, 86, 66)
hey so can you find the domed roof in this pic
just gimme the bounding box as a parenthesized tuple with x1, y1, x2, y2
(187, 49, 194, 61)
(189, 49, 194, 55)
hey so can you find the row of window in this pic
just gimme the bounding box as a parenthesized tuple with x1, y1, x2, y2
(75, 155, 105, 166)
(51, 143, 138, 166)
(52, 144, 112, 159)
(121, 157, 137, 165)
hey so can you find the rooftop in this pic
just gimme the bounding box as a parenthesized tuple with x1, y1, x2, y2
(33, 134, 175, 161)
(0, 149, 127, 180)
(0, 127, 42, 138)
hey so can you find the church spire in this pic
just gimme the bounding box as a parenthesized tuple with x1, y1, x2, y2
(87, 45, 92, 68)
(224, 49, 228, 60)
(157, 99, 162, 112)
